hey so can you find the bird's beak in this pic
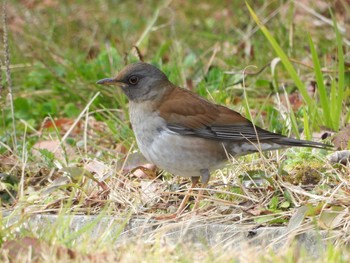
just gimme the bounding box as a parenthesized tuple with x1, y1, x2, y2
(96, 78, 128, 88)
(96, 78, 117, 85)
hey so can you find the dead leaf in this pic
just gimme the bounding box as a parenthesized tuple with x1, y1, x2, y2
(2, 237, 46, 261)
(280, 92, 304, 111)
(84, 159, 114, 181)
(333, 124, 350, 150)
(32, 139, 77, 162)
(41, 175, 71, 195)
(286, 206, 308, 232)
(119, 152, 157, 179)
(40, 117, 82, 136)
(246, 205, 273, 216)
(131, 165, 157, 179)
(20, 0, 59, 9)
(0, 155, 17, 166)
(0, 236, 101, 261)
(319, 206, 348, 230)
(61, 167, 94, 182)
(140, 180, 165, 206)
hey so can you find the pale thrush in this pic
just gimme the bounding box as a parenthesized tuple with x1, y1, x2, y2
(97, 62, 331, 218)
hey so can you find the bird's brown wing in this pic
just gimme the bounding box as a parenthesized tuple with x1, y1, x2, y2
(158, 87, 331, 149)
(158, 87, 283, 142)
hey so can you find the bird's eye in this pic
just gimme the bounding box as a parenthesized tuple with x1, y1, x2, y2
(128, 75, 139, 85)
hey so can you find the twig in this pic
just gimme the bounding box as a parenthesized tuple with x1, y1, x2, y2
(133, 46, 144, 62)
(3, 0, 17, 151)
(225, 57, 349, 77)
(53, 92, 100, 153)
(204, 42, 220, 75)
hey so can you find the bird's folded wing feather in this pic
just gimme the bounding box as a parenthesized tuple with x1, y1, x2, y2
(158, 87, 285, 142)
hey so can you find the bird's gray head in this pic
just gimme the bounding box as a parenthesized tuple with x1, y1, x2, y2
(96, 62, 170, 102)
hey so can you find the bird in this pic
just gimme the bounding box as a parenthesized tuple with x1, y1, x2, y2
(97, 62, 331, 218)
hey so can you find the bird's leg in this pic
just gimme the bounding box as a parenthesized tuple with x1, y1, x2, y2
(176, 176, 200, 215)
(192, 169, 210, 212)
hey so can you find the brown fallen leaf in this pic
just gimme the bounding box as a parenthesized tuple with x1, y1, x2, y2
(32, 139, 77, 162)
(39, 116, 109, 140)
(0, 155, 17, 166)
(119, 152, 157, 179)
(20, 0, 59, 9)
(280, 92, 304, 111)
(1, 237, 76, 261)
(246, 205, 273, 216)
(130, 165, 157, 179)
(84, 159, 114, 181)
(40, 117, 83, 137)
(333, 124, 350, 150)
(1, 236, 114, 261)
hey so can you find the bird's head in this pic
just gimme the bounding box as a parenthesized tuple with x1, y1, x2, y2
(96, 62, 170, 102)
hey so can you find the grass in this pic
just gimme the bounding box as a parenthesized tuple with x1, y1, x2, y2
(1, 0, 350, 262)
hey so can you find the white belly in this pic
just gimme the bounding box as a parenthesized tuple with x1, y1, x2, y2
(142, 131, 226, 177)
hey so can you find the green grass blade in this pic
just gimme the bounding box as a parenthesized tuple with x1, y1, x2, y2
(246, 2, 314, 108)
(332, 12, 345, 131)
(330, 78, 337, 119)
(308, 34, 333, 129)
(303, 108, 311, 140)
(285, 91, 300, 138)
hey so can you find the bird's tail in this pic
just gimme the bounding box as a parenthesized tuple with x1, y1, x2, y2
(275, 137, 333, 150)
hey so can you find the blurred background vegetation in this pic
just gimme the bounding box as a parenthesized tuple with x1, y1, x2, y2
(2, 0, 349, 153)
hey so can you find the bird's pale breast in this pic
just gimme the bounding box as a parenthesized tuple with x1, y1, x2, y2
(129, 101, 227, 178)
